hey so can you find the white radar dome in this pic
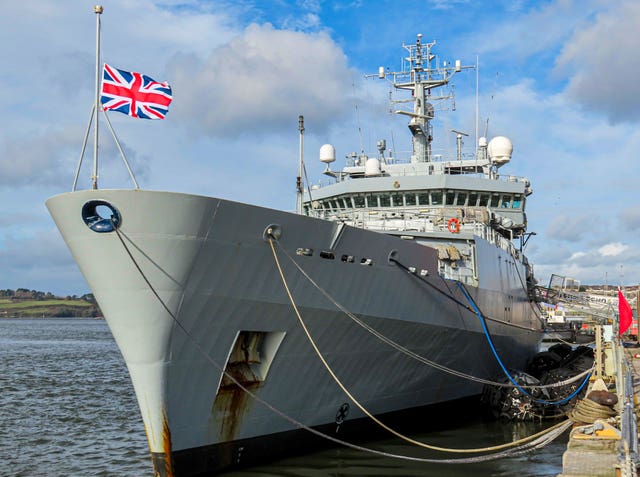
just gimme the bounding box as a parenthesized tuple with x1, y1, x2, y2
(365, 157, 381, 176)
(319, 144, 336, 164)
(487, 136, 513, 165)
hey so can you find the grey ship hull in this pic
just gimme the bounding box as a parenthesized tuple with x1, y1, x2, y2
(47, 189, 542, 476)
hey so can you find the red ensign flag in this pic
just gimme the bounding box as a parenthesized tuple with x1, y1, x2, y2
(618, 289, 633, 336)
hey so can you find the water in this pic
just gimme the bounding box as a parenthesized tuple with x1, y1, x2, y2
(1, 319, 567, 476)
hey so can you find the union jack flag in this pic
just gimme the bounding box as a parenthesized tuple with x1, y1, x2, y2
(101, 64, 173, 120)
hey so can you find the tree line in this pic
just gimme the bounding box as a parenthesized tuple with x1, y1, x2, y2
(0, 288, 96, 303)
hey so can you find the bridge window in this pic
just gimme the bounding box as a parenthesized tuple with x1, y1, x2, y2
(501, 195, 512, 208)
(468, 192, 479, 206)
(379, 194, 391, 207)
(354, 195, 365, 208)
(418, 193, 429, 205)
(512, 195, 522, 209)
(479, 194, 490, 207)
(391, 193, 403, 207)
(490, 194, 500, 207)
(405, 193, 416, 206)
(365, 194, 377, 208)
(455, 192, 467, 206)
(445, 191, 456, 205)
(430, 191, 443, 205)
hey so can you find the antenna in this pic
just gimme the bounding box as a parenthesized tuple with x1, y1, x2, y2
(296, 115, 304, 215)
(351, 76, 364, 154)
(451, 129, 468, 161)
(475, 54, 479, 152)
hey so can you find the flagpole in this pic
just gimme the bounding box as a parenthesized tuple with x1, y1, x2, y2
(92, 5, 103, 190)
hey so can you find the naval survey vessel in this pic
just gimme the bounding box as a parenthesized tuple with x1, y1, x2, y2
(47, 25, 543, 476)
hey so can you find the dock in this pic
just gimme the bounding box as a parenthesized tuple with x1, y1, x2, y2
(557, 326, 639, 477)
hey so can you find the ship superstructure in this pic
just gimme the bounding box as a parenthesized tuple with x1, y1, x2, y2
(304, 35, 534, 290)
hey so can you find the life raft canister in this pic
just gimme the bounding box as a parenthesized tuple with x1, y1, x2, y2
(447, 217, 461, 233)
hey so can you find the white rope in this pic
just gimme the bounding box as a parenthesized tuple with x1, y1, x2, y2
(275, 240, 592, 391)
(268, 238, 572, 454)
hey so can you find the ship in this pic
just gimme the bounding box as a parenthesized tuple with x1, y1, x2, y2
(46, 20, 544, 477)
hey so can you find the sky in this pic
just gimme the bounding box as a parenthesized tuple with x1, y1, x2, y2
(1, 0, 639, 295)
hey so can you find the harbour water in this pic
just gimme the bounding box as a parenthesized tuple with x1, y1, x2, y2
(1, 318, 567, 476)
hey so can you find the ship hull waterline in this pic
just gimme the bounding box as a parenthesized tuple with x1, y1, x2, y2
(46, 189, 542, 476)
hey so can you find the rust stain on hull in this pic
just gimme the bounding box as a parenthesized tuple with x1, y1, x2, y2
(212, 331, 266, 442)
(150, 409, 174, 477)
(162, 409, 174, 477)
(213, 364, 260, 442)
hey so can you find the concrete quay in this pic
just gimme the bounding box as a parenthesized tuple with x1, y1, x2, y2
(557, 331, 639, 477)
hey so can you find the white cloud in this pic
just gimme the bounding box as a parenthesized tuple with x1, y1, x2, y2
(569, 251, 587, 260)
(555, 1, 640, 123)
(166, 23, 354, 138)
(599, 242, 629, 257)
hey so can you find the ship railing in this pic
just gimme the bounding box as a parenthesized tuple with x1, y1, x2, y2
(337, 149, 528, 182)
(533, 286, 616, 321)
(311, 169, 529, 191)
(311, 209, 516, 256)
(346, 149, 478, 166)
(311, 208, 453, 233)
(473, 223, 518, 257)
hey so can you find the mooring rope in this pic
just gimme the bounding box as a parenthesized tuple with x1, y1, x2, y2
(568, 398, 617, 424)
(389, 254, 593, 400)
(275, 241, 591, 392)
(267, 236, 572, 454)
(389, 249, 594, 401)
(109, 223, 572, 462)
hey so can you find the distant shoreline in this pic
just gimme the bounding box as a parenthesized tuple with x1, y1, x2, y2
(0, 289, 102, 318)
(0, 315, 104, 319)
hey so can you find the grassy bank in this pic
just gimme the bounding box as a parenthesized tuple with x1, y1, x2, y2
(0, 297, 101, 318)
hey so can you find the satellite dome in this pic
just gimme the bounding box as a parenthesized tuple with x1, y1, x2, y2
(365, 157, 381, 176)
(319, 144, 336, 164)
(488, 136, 513, 165)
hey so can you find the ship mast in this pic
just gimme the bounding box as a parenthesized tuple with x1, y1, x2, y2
(378, 34, 467, 164)
(296, 115, 304, 214)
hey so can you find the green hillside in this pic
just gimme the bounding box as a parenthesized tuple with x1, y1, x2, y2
(0, 289, 101, 318)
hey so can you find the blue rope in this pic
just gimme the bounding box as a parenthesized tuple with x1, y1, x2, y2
(455, 282, 590, 406)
